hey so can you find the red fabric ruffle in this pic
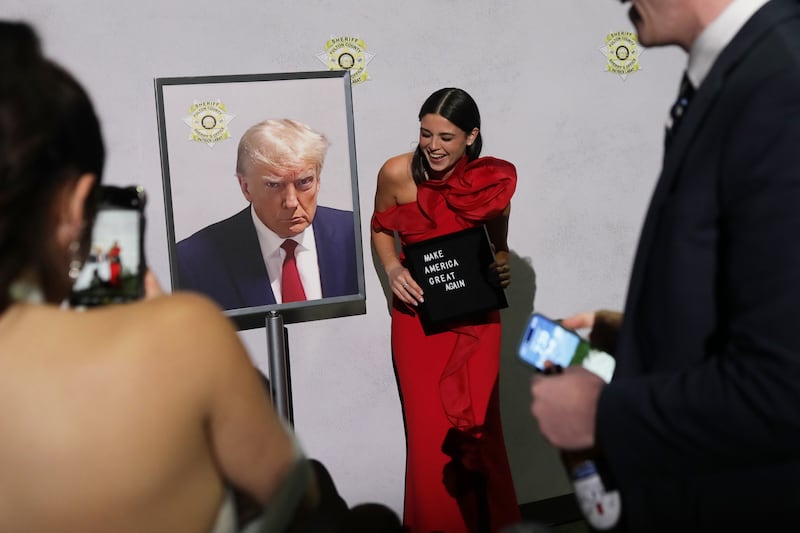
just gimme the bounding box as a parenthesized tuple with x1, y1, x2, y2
(371, 156, 516, 244)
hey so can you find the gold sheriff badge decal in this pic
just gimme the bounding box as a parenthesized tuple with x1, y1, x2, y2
(601, 32, 642, 80)
(183, 100, 235, 147)
(316, 36, 375, 85)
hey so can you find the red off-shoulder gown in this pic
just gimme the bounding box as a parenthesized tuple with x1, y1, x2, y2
(372, 156, 521, 532)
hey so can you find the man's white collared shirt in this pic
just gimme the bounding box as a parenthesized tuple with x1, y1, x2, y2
(250, 206, 323, 303)
(687, 0, 770, 88)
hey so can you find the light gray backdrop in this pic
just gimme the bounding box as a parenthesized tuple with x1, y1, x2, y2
(6, 0, 684, 517)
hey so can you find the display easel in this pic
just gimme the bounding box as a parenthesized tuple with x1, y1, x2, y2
(266, 310, 293, 426)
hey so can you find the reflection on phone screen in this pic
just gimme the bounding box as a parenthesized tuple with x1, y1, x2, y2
(519, 314, 581, 370)
(71, 208, 141, 305)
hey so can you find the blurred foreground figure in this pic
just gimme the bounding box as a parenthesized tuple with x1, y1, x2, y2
(0, 20, 315, 532)
(530, 0, 800, 531)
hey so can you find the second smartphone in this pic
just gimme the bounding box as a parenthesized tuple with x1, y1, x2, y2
(518, 312, 591, 371)
(69, 185, 147, 307)
(518, 312, 615, 382)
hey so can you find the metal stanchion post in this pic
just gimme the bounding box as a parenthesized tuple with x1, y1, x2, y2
(266, 311, 293, 426)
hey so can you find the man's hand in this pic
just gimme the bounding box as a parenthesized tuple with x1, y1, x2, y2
(530, 366, 605, 450)
(561, 309, 623, 354)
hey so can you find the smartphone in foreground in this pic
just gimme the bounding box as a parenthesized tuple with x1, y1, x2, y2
(69, 185, 146, 307)
(518, 312, 616, 382)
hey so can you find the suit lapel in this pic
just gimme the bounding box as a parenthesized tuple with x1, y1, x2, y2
(221, 207, 277, 307)
(623, 0, 800, 323)
(312, 208, 337, 297)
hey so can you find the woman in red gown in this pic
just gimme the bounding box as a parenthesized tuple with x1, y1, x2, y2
(372, 88, 520, 532)
(106, 240, 122, 288)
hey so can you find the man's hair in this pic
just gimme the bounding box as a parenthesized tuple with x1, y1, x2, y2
(236, 119, 330, 178)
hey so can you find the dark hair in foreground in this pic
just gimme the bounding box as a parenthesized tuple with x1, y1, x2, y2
(411, 87, 483, 184)
(0, 21, 105, 311)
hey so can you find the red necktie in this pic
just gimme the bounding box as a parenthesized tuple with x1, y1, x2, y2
(281, 240, 306, 303)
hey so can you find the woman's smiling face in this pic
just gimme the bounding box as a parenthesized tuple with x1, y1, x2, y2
(418, 113, 478, 179)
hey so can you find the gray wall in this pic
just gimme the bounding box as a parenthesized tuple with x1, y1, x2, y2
(6, 0, 684, 516)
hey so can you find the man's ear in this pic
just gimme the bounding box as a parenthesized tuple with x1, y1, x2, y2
(57, 173, 95, 247)
(466, 127, 480, 146)
(236, 173, 253, 202)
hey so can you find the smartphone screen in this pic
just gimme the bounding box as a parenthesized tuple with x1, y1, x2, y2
(69, 186, 146, 307)
(518, 313, 589, 371)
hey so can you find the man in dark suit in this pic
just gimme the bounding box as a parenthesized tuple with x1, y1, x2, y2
(176, 119, 359, 310)
(530, 0, 800, 530)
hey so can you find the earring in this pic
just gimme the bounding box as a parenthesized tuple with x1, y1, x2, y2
(68, 240, 82, 281)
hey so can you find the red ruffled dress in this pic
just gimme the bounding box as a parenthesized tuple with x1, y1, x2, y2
(372, 156, 521, 532)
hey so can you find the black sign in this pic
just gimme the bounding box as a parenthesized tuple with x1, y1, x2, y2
(403, 225, 508, 328)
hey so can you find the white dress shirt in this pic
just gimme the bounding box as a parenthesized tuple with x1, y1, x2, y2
(250, 206, 323, 303)
(687, 0, 770, 88)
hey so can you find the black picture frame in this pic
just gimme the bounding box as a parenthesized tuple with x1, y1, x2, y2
(154, 70, 365, 331)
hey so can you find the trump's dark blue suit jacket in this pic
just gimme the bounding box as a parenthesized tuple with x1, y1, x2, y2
(175, 205, 359, 310)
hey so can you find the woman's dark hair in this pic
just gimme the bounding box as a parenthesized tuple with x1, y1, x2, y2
(0, 21, 105, 311)
(411, 87, 482, 184)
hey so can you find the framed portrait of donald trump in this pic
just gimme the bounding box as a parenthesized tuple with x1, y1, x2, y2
(155, 70, 365, 331)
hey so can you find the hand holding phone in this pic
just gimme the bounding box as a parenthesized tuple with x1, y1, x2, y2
(523, 314, 622, 528)
(518, 313, 615, 383)
(143, 270, 165, 299)
(69, 185, 147, 307)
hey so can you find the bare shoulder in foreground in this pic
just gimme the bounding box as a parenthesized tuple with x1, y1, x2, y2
(0, 292, 295, 533)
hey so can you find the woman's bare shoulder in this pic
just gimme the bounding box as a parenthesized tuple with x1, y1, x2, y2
(378, 152, 414, 183)
(96, 292, 241, 358)
(120, 291, 225, 325)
